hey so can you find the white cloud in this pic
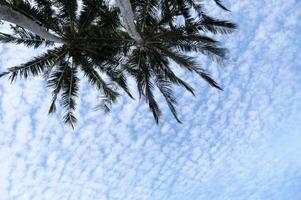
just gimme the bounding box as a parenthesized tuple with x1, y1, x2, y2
(0, 0, 301, 199)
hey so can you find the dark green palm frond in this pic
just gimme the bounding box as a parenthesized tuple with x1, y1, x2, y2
(153, 31, 224, 56)
(56, 0, 78, 27)
(126, 50, 162, 122)
(198, 44, 227, 62)
(0, 71, 9, 78)
(172, 0, 192, 21)
(166, 73, 195, 96)
(0, 31, 53, 48)
(155, 46, 196, 70)
(155, 46, 222, 90)
(213, 0, 230, 11)
(157, 31, 228, 61)
(77, 0, 98, 32)
(156, 76, 181, 123)
(156, 30, 218, 44)
(185, 0, 204, 15)
(68, 25, 131, 50)
(6, 0, 45, 22)
(77, 57, 119, 103)
(163, 0, 204, 32)
(179, 1, 196, 31)
(61, 63, 79, 128)
(48, 61, 79, 128)
(0, 47, 66, 82)
(84, 48, 134, 98)
(84, 49, 125, 70)
(2, 25, 55, 48)
(33, 0, 54, 16)
(156, 63, 195, 96)
(156, 15, 236, 35)
(47, 61, 69, 114)
(191, 66, 222, 90)
(142, 70, 162, 123)
(159, 38, 226, 64)
(125, 51, 145, 98)
(106, 69, 134, 99)
(134, 0, 159, 31)
(158, 32, 228, 61)
(157, 0, 235, 34)
(160, 0, 178, 30)
(162, 50, 222, 90)
(197, 14, 237, 34)
(82, 48, 133, 99)
(145, 79, 162, 123)
(94, 1, 120, 29)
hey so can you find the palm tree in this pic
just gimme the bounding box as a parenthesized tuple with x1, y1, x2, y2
(114, 0, 236, 122)
(0, 0, 236, 127)
(0, 0, 130, 128)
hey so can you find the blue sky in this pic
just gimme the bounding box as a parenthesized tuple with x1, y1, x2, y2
(0, 0, 301, 199)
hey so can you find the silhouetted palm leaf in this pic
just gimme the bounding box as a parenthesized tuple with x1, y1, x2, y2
(213, 0, 230, 11)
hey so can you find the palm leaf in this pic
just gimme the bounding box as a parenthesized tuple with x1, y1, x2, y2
(156, 46, 222, 90)
(61, 63, 79, 128)
(135, 0, 159, 31)
(0, 28, 54, 48)
(106, 69, 134, 99)
(156, 77, 181, 123)
(77, 57, 119, 103)
(0, 47, 66, 81)
(144, 75, 162, 123)
(156, 63, 195, 96)
(213, 0, 230, 11)
(47, 61, 69, 114)
(77, 0, 97, 32)
(197, 15, 237, 34)
(56, 0, 78, 27)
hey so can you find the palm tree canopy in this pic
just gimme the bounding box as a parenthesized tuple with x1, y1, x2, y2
(0, 0, 236, 128)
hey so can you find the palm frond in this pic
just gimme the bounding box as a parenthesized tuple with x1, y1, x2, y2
(33, 0, 54, 16)
(0, 47, 66, 81)
(213, 0, 230, 11)
(77, 57, 119, 103)
(145, 76, 162, 123)
(77, 0, 97, 32)
(61, 63, 79, 128)
(126, 50, 162, 122)
(47, 61, 69, 114)
(197, 14, 237, 34)
(156, 63, 195, 96)
(135, 0, 159, 32)
(0, 27, 54, 48)
(106, 69, 134, 99)
(190, 66, 223, 90)
(155, 46, 222, 90)
(156, 76, 181, 123)
(56, 0, 78, 27)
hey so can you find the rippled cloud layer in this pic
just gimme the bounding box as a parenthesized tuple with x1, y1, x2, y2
(0, 0, 301, 199)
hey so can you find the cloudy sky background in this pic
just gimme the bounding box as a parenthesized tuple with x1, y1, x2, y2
(0, 0, 301, 199)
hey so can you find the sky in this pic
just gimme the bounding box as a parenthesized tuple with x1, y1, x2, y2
(0, 0, 301, 200)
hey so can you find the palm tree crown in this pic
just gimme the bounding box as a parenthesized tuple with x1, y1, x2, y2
(0, 0, 236, 128)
